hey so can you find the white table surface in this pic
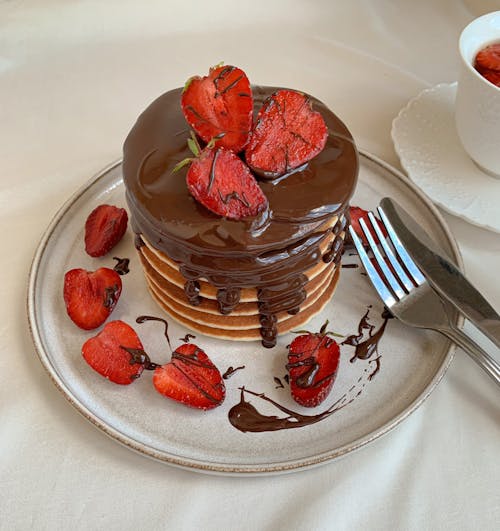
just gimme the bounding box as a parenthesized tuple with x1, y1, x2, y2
(1, 1, 499, 529)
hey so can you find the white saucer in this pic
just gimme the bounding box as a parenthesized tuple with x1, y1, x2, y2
(391, 82, 500, 234)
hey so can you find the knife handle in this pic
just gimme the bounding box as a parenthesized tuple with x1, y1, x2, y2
(439, 326, 500, 387)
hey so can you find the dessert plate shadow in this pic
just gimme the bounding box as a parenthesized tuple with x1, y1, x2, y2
(27, 151, 462, 475)
(392, 82, 500, 234)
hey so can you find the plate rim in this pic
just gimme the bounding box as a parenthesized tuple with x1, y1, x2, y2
(26, 150, 463, 476)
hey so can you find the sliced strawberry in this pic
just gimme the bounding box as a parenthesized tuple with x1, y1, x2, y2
(475, 43, 500, 72)
(82, 320, 149, 385)
(181, 65, 253, 152)
(64, 267, 122, 330)
(186, 146, 267, 219)
(349, 206, 387, 246)
(153, 343, 225, 410)
(245, 89, 328, 178)
(287, 322, 340, 408)
(85, 204, 128, 257)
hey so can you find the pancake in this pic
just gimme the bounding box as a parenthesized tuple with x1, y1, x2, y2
(123, 84, 358, 346)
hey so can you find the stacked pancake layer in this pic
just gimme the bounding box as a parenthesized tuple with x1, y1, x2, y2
(135, 212, 346, 342)
(123, 85, 358, 347)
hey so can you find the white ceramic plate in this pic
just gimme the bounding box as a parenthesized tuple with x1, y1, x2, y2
(27, 151, 461, 475)
(392, 82, 500, 234)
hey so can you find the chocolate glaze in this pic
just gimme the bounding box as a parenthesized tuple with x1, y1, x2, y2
(123, 86, 358, 346)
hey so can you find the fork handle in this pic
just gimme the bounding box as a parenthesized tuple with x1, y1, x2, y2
(439, 327, 500, 386)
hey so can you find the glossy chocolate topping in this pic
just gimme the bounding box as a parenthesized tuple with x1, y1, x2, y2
(123, 86, 358, 346)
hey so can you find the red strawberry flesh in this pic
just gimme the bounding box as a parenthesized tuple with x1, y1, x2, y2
(287, 332, 340, 408)
(153, 343, 225, 410)
(85, 204, 128, 257)
(82, 320, 145, 384)
(181, 65, 253, 152)
(64, 267, 122, 330)
(186, 146, 267, 219)
(245, 89, 328, 178)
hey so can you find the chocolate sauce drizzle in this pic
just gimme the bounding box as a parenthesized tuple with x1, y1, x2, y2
(227, 308, 390, 433)
(120, 346, 161, 371)
(103, 284, 120, 309)
(179, 333, 196, 343)
(342, 307, 389, 363)
(123, 85, 358, 347)
(324, 214, 347, 264)
(223, 365, 245, 380)
(112, 257, 130, 275)
(136, 315, 172, 351)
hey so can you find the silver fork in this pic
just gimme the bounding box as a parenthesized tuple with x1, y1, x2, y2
(349, 207, 500, 386)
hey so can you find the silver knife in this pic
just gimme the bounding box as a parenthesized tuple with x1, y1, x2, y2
(380, 197, 500, 348)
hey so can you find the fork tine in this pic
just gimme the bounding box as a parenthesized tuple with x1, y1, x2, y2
(359, 217, 406, 300)
(349, 226, 397, 307)
(367, 212, 414, 292)
(377, 206, 426, 286)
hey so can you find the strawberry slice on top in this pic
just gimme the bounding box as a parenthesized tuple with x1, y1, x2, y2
(245, 89, 328, 178)
(64, 267, 122, 330)
(176, 133, 268, 220)
(181, 65, 253, 153)
(287, 321, 341, 408)
(153, 343, 225, 410)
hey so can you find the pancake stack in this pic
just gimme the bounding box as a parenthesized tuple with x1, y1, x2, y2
(123, 85, 358, 347)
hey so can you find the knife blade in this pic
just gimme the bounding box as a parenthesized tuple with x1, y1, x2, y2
(380, 197, 500, 348)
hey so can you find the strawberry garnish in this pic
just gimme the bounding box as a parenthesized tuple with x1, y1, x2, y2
(475, 43, 500, 73)
(82, 320, 155, 385)
(245, 89, 328, 178)
(287, 321, 341, 408)
(349, 205, 387, 246)
(181, 65, 253, 152)
(63, 267, 122, 330)
(178, 134, 267, 220)
(153, 343, 225, 410)
(84, 204, 128, 257)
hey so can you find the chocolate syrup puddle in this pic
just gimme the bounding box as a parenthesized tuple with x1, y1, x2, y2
(112, 257, 130, 275)
(223, 365, 245, 380)
(228, 387, 348, 433)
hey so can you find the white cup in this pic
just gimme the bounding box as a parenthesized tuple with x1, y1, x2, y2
(455, 11, 500, 178)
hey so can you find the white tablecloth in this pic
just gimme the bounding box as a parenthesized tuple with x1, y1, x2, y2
(1, 1, 499, 529)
